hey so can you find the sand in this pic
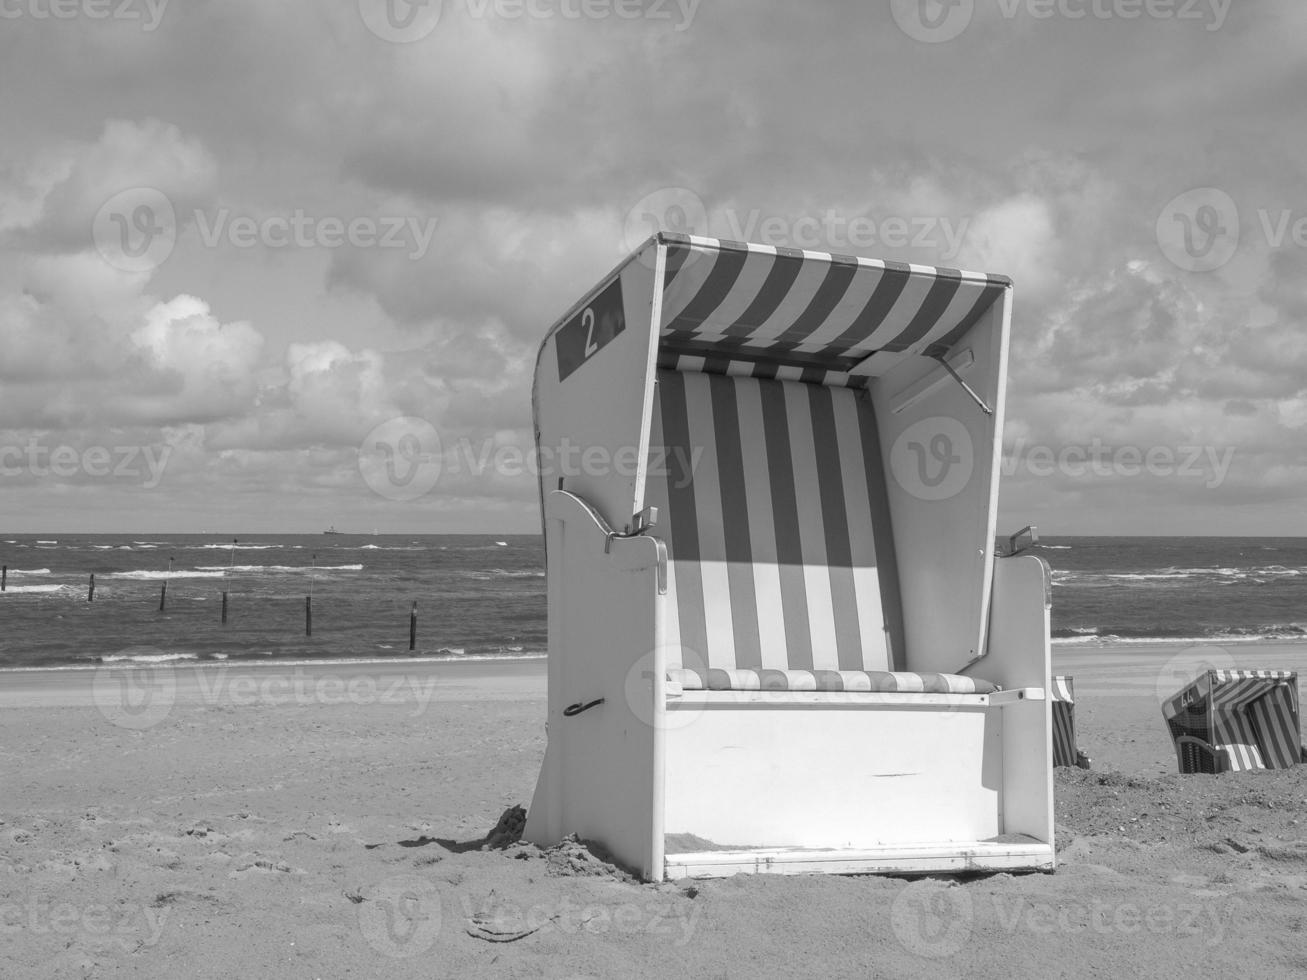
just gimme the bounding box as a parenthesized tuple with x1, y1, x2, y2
(2, 645, 1307, 978)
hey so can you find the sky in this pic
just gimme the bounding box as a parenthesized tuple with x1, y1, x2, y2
(1, 0, 1306, 535)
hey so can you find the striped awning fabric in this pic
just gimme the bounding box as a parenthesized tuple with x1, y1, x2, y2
(656, 234, 1009, 386)
(1051, 675, 1075, 704)
(1163, 669, 1301, 773)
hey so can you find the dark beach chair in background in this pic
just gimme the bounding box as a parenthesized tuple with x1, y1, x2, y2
(1051, 675, 1090, 769)
(1162, 669, 1302, 774)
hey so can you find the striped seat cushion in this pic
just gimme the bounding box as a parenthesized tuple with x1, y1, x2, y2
(667, 667, 997, 695)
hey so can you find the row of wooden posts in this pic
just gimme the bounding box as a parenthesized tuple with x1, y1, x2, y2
(0, 562, 421, 650)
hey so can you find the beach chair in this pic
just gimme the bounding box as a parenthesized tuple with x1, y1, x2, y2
(1162, 669, 1302, 774)
(524, 233, 1055, 880)
(1051, 676, 1090, 769)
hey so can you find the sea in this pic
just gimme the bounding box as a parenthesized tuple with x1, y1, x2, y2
(0, 534, 1304, 670)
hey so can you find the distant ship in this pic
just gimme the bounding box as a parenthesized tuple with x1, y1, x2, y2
(323, 526, 342, 535)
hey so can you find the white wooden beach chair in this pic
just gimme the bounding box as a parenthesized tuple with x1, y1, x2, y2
(524, 233, 1055, 880)
(1163, 669, 1302, 774)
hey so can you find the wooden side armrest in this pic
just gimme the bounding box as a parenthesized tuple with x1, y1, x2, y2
(988, 687, 1045, 706)
(1175, 735, 1228, 772)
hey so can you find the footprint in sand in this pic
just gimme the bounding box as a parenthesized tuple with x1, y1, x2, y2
(228, 855, 301, 876)
(1168, 872, 1228, 897)
(1255, 841, 1307, 864)
(151, 848, 183, 871)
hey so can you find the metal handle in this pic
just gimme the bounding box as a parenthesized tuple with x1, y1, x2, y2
(1004, 525, 1039, 556)
(563, 697, 605, 717)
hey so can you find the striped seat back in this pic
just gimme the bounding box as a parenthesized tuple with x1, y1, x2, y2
(1051, 676, 1078, 768)
(647, 370, 903, 677)
(1212, 673, 1300, 771)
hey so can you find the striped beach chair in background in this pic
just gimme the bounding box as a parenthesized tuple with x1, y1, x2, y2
(1051, 676, 1090, 769)
(525, 233, 1056, 879)
(1162, 669, 1302, 774)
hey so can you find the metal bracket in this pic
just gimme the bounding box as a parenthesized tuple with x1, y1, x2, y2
(603, 506, 660, 554)
(1004, 525, 1039, 556)
(931, 353, 993, 416)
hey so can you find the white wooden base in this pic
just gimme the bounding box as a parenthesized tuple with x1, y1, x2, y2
(665, 839, 1055, 879)
(663, 701, 1007, 849)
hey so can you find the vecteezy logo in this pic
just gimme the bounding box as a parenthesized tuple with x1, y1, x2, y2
(91, 661, 178, 730)
(1155, 645, 1237, 706)
(92, 187, 177, 273)
(358, 0, 442, 42)
(624, 645, 707, 731)
(358, 417, 443, 501)
(890, 880, 973, 958)
(357, 875, 442, 958)
(890, 416, 973, 501)
(890, 0, 974, 43)
(622, 187, 709, 262)
(1156, 187, 1240, 272)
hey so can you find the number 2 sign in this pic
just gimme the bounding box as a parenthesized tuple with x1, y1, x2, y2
(555, 277, 625, 382)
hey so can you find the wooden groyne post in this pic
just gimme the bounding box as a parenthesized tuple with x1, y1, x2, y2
(158, 556, 172, 611)
(305, 553, 315, 636)
(222, 537, 236, 625)
(87, 573, 95, 602)
(409, 601, 417, 652)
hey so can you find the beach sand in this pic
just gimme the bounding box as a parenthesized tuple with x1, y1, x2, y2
(3, 645, 1307, 978)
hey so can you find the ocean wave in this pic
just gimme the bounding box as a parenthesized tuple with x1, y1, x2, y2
(196, 543, 283, 550)
(0, 584, 73, 594)
(1053, 623, 1307, 644)
(1053, 565, 1307, 587)
(461, 569, 545, 581)
(106, 570, 230, 580)
(195, 564, 364, 573)
(7, 568, 50, 575)
(99, 651, 199, 664)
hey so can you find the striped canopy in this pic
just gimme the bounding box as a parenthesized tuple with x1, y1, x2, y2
(656, 233, 1009, 387)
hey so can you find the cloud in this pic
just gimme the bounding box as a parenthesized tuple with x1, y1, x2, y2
(1, 1, 1306, 531)
(114, 294, 264, 424)
(16, 118, 216, 253)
